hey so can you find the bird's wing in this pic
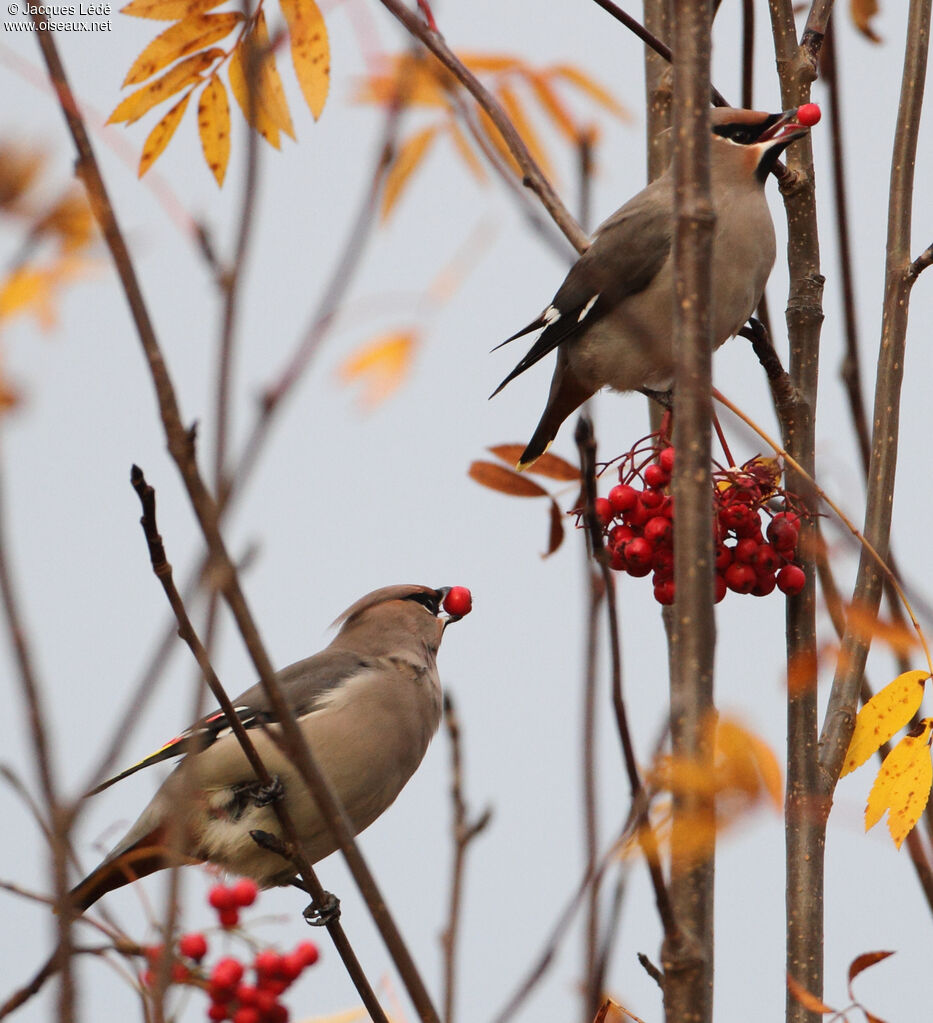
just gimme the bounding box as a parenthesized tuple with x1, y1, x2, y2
(85, 649, 370, 796)
(491, 193, 673, 396)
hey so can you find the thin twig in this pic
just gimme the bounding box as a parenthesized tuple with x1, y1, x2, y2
(439, 694, 491, 1023)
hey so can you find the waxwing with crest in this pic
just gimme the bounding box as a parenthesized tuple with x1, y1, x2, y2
(492, 105, 821, 469)
(70, 583, 472, 911)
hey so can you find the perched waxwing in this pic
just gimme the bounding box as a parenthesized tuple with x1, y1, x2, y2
(492, 105, 820, 469)
(70, 584, 472, 911)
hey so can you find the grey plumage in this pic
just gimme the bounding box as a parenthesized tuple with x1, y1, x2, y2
(71, 584, 463, 910)
(492, 106, 815, 469)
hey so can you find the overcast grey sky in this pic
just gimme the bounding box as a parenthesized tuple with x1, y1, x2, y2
(1, 1, 932, 1021)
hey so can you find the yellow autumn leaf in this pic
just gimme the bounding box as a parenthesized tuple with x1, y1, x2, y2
(850, 0, 881, 42)
(547, 63, 632, 121)
(461, 52, 523, 74)
(381, 125, 439, 221)
(280, 0, 330, 120)
(356, 57, 447, 108)
(138, 89, 191, 177)
(228, 13, 295, 148)
(197, 74, 231, 186)
(120, 0, 226, 20)
(108, 49, 221, 125)
(842, 669, 928, 777)
(338, 331, 417, 407)
(716, 718, 784, 809)
(0, 258, 91, 329)
(122, 12, 242, 87)
(865, 721, 933, 847)
(495, 82, 553, 179)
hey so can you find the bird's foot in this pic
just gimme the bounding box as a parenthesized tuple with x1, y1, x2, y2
(251, 776, 285, 807)
(303, 891, 340, 927)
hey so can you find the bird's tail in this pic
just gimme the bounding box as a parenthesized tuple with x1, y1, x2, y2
(516, 423, 556, 471)
(69, 829, 198, 912)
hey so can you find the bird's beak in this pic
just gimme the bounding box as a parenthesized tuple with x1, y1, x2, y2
(758, 108, 810, 145)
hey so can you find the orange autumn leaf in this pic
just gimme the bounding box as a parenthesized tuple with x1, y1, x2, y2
(495, 81, 552, 179)
(850, 0, 882, 41)
(36, 191, 94, 253)
(841, 669, 928, 776)
(338, 331, 417, 407)
(197, 74, 231, 186)
(547, 63, 632, 121)
(120, 0, 226, 20)
(0, 145, 44, 210)
(865, 720, 933, 847)
(280, 0, 330, 120)
(527, 71, 580, 142)
(381, 125, 439, 221)
(446, 121, 487, 183)
(356, 57, 448, 108)
(108, 49, 221, 124)
(0, 258, 91, 329)
(488, 444, 580, 481)
(847, 951, 894, 997)
(844, 603, 919, 657)
(786, 973, 835, 1015)
(228, 14, 294, 148)
(139, 89, 191, 177)
(123, 11, 242, 86)
(468, 461, 549, 498)
(476, 106, 521, 176)
(461, 52, 524, 74)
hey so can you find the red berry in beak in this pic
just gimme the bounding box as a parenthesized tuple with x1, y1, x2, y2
(443, 586, 472, 617)
(796, 103, 821, 126)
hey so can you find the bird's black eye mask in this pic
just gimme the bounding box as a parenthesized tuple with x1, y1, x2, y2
(712, 114, 782, 145)
(405, 589, 444, 615)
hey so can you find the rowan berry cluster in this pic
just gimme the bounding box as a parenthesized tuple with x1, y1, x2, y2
(140, 880, 320, 1023)
(590, 436, 807, 605)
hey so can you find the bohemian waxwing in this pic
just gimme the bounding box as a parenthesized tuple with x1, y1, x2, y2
(70, 584, 471, 911)
(492, 106, 819, 469)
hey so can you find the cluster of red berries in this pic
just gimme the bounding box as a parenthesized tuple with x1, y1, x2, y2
(140, 880, 320, 1023)
(590, 437, 807, 605)
(208, 878, 260, 929)
(205, 942, 320, 1023)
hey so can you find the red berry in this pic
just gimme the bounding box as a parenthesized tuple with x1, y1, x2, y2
(719, 503, 756, 534)
(233, 1008, 261, 1023)
(292, 941, 319, 968)
(725, 562, 756, 594)
(624, 538, 654, 571)
(594, 497, 613, 527)
(623, 501, 651, 528)
(659, 446, 675, 473)
(753, 573, 777, 597)
(179, 933, 208, 962)
(144, 945, 164, 966)
(643, 463, 670, 489)
(253, 951, 282, 978)
(797, 102, 821, 126)
(734, 538, 759, 564)
(609, 547, 627, 572)
(644, 516, 672, 546)
(714, 574, 727, 603)
(753, 544, 781, 575)
(253, 989, 279, 1015)
(211, 959, 244, 991)
(777, 564, 806, 595)
(172, 962, 191, 984)
(210, 984, 236, 1004)
(236, 985, 259, 1007)
(767, 515, 799, 552)
(715, 543, 732, 571)
(209, 885, 236, 912)
(653, 580, 676, 605)
(442, 586, 472, 617)
(640, 487, 664, 509)
(279, 954, 304, 983)
(266, 1005, 289, 1023)
(608, 524, 635, 550)
(608, 484, 638, 514)
(208, 1004, 230, 1022)
(218, 907, 240, 929)
(230, 878, 259, 908)
(652, 547, 674, 578)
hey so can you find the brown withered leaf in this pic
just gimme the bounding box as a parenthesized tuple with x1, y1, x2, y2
(280, 0, 330, 121)
(123, 12, 242, 86)
(847, 951, 894, 998)
(489, 444, 580, 480)
(138, 89, 191, 176)
(850, 0, 882, 42)
(786, 973, 835, 1015)
(197, 74, 230, 187)
(543, 498, 564, 558)
(120, 0, 226, 20)
(108, 49, 220, 124)
(469, 461, 548, 498)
